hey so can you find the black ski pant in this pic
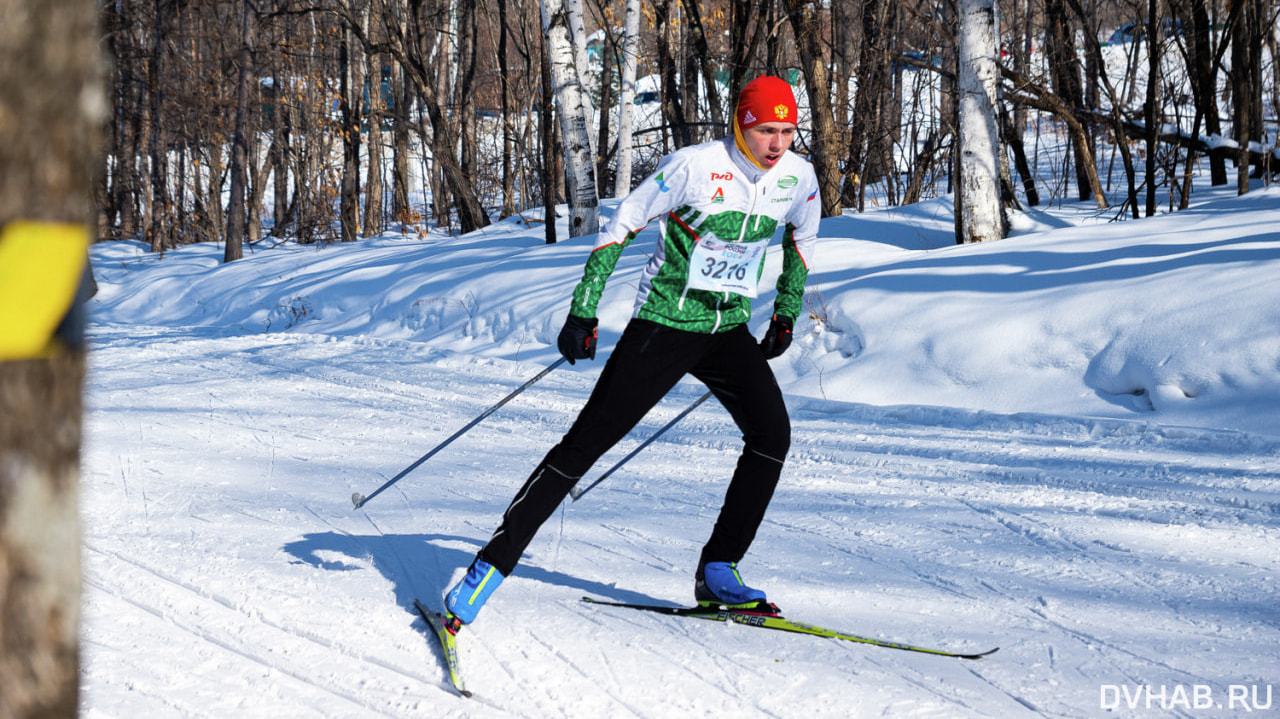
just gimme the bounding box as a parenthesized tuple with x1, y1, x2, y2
(477, 318, 790, 578)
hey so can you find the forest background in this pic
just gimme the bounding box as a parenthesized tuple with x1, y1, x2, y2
(100, 0, 1280, 258)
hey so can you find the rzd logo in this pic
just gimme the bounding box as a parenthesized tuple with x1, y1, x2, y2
(710, 172, 733, 181)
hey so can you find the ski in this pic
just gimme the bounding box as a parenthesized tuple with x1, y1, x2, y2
(581, 596, 998, 660)
(414, 599, 472, 698)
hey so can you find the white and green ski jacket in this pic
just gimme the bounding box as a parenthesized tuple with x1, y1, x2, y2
(569, 137, 820, 334)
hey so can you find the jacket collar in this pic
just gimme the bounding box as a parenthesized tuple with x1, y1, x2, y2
(725, 136, 775, 182)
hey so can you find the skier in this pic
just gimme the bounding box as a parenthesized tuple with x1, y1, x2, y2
(442, 75, 822, 630)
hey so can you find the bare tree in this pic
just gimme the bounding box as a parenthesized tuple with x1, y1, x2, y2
(1044, 0, 1095, 203)
(1270, 16, 1280, 157)
(457, 0, 480, 198)
(540, 34, 561, 243)
(226, 0, 258, 261)
(339, 8, 364, 242)
(726, 0, 770, 105)
(613, 0, 641, 196)
(104, 0, 143, 240)
(655, 0, 690, 150)
(359, 0, 491, 233)
(497, 0, 519, 215)
(781, 0, 842, 217)
(1177, 0, 1230, 186)
(1142, 0, 1163, 215)
(677, 0, 726, 136)
(1231, 0, 1266, 194)
(363, 12, 386, 237)
(146, 0, 176, 252)
(1065, 0, 1139, 215)
(846, 0, 895, 210)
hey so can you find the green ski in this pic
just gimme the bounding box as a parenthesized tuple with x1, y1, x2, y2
(582, 596, 998, 660)
(414, 599, 472, 698)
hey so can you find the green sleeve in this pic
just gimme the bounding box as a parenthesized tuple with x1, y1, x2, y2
(773, 223, 809, 322)
(568, 232, 638, 318)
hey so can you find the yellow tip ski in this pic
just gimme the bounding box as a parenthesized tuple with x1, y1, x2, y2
(414, 599, 472, 698)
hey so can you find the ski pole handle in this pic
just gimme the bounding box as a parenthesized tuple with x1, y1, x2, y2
(353, 357, 568, 509)
(570, 390, 713, 502)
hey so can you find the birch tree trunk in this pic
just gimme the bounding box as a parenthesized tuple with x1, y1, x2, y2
(614, 0, 641, 197)
(0, 0, 101, 714)
(566, 0, 597, 157)
(542, 0, 599, 237)
(956, 0, 1006, 243)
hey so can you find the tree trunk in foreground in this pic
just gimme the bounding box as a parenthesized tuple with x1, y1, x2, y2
(0, 0, 101, 716)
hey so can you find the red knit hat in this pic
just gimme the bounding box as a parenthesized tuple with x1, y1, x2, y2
(736, 76, 798, 130)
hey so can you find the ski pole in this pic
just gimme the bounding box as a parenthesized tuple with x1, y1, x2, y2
(353, 357, 568, 509)
(570, 390, 713, 502)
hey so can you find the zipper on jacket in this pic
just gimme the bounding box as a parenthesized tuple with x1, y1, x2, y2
(681, 149, 767, 326)
(713, 170, 766, 332)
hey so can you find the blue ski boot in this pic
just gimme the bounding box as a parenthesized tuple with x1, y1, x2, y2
(695, 561, 775, 612)
(445, 558, 505, 625)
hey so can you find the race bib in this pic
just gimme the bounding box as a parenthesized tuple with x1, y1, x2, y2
(687, 237, 767, 297)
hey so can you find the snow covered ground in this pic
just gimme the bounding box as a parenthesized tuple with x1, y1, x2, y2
(80, 186, 1280, 717)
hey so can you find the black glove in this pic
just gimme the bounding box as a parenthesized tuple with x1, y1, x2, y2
(759, 314, 793, 359)
(557, 314, 598, 364)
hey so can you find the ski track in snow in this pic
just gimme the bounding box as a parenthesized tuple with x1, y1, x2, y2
(81, 326, 1280, 718)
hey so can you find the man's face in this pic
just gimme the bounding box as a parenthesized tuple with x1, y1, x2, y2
(742, 121, 797, 169)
